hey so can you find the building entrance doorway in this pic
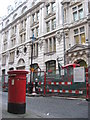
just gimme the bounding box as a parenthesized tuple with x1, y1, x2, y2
(74, 59, 87, 68)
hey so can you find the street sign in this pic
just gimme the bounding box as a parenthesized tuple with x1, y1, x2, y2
(73, 67, 85, 82)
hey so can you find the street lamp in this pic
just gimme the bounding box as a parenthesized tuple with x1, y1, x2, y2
(29, 34, 36, 94)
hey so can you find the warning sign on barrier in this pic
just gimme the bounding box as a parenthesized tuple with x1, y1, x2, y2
(73, 67, 85, 82)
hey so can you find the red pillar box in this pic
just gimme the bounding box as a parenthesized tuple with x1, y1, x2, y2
(7, 70, 28, 114)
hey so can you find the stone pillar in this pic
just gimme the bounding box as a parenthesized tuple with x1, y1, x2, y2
(56, 0, 63, 28)
(42, 4, 45, 35)
(50, 20, 52, 31)
(35, 12, 37, 23)
(48, 38, 50, 52)
(52, 37, 54, 51)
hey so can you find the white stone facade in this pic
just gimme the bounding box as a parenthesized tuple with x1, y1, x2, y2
(0, 0, 90, 76)
(0, 0, 64, 75)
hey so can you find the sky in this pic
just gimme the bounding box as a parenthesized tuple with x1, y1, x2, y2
(0, 0, 14, 17)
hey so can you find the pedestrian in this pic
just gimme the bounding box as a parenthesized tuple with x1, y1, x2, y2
(35, 78, 38, 94)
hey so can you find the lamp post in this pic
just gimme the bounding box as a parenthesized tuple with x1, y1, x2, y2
(29, 34, 36, 94)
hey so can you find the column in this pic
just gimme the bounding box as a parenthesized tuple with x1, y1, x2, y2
(35, 12, 37, 23)
(48, 38, 50, 52)
(50, 20, 52, 31)
(52, 37, 54, 51)
(42, 4, 45, 35)
(39, 6, 42, 35)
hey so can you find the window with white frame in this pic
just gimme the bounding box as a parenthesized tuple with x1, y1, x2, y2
(36, 11, 39, 21)
(11, 38, 16, 47)
(11, 25, 17, 38)
(64, 8, 66, 23)
(3, 42, 7, 51)
(52, 2, 56, 12)
(32, 14, 35, 23)
(72, 4, 84, 21)
(45, 37, 56, 53)
(20, 34, 23, 43)
(9, 51, 15, 64)
(20, 19, 27, 31)
(32, 29, 34, 36)
(46, 4, 50, 15)
(3, 31, 8, 42)
(49, 38, 52, 52)
(30, 43, 38, 57)
(74, 26, 85, 44)
(46, 21, 50, 32)
(53, 37, 56, 51)
(52, 18, 56, 30)
(36, 27, 39, 37)
(24, 33, 26, 42)
(2, 54, 6, 65)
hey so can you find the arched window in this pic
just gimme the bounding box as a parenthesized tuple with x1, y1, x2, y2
(22, 6, 27, 13)
(13, 13, 17, 20)
(6, 19, 9, 26)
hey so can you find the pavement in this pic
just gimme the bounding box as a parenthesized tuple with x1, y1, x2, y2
(26, 93, 88, 101)
(1, 92, 89, 119)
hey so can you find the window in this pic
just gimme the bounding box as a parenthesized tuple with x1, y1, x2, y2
(3, 42, 7, 51)
(74, 35, 79, 44)
(11, 25, 17, 36)
(25, 19, 27, 28)
(2, 54, 6, 65)
(32, 14, 35, 23)
(31, 43, 38, 57)
(53, 37, 56, 51)
(50, 38, 52, 52)
(72, 4, 84, 21)
(9, 51, 15, 64)
(36, 27, 39, 37)
(11, 38, 16, 47)
(46, 60, 56, 73)
(32, 29, 34, 36)
(45, 40, 48, 53)
(46, 21, 50, 32)
(37, 11, 39, 21)
(52, 2, 56, 12)
(73, 11, 78, 21)
(52, 18, 56, 30)
(80, 33, 85, 44)
(24, 33, 26, 42)
(74, 26, 85, 44)
(45, 37, 56, 53)
(64, 9, 66, 23)
(74, 29, 78, 34)
(78, 9, 83, 19)
(46, 4, 50, 15)
(20, 34, 23, 43)
(4, 31, 8, 42)
(21, 21, 23, 28)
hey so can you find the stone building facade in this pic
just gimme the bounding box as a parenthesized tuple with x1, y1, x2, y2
(0, 0, 64, 75)
(0, 0, 90, 76)
(62, 0, 90, 67)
